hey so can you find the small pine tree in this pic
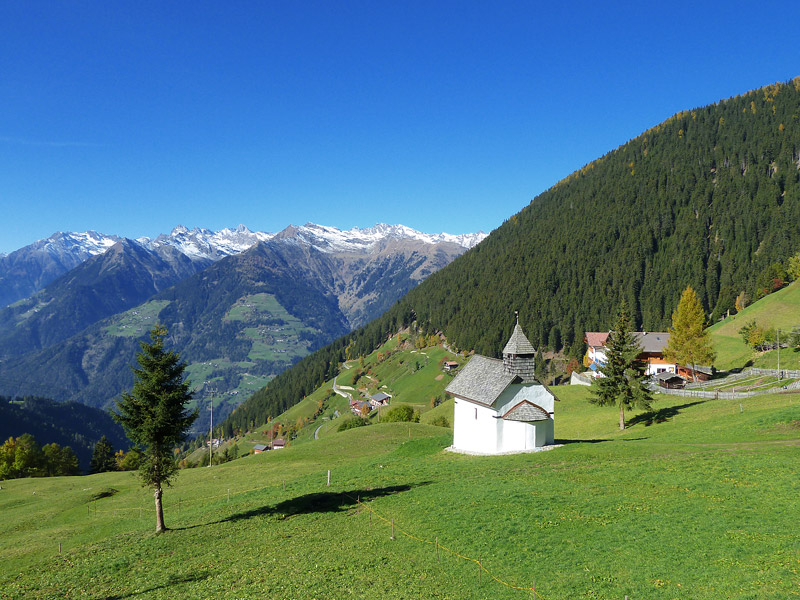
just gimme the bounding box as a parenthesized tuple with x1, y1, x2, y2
(114, 324, 197, 533)
(590, 302, 653, 430)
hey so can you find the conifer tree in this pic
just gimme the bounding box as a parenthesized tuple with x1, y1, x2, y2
(590, 302, 653, 430)
(114, 324, 197, 533)
(663, 286, 716, 382)
(90, 435, 117, 474)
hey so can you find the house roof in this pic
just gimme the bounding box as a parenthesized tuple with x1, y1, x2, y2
(253, 444, 268, 452)
(585, 332, 610, 348)
(654, 372, 685, 382)
(503, 323, 536, 355)
(445, 355, 517, 406)
(584, 331, 670, 353)
(371, 392, 390, 402)
(633, 332, 670, 353)
(502, 400, 550, 422)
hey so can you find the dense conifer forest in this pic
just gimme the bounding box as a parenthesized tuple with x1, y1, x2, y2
(222, 80, 800, 434)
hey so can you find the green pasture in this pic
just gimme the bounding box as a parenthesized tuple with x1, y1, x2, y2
(3, 384, 799, 599)
(104, 300, 172, 338)
(709, 281, 800, 370)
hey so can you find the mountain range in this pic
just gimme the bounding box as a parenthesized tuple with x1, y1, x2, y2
(0, 222, 485, 434)
(222, 79, 800, 434)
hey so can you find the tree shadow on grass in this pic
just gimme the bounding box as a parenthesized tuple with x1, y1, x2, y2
(107, 572, 210, 599)
(626, 401, 705, 427)
(217, 483, 428, 524)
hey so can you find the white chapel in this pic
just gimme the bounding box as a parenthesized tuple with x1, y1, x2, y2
(445, 315, 556, 454)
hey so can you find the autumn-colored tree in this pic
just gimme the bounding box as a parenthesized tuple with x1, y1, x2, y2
(663, 287, 717, 381)
(788, 251, 800, 281)
(735, 291, 748, 313)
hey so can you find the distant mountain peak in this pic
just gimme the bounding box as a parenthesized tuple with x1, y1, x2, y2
(274, 222, 487, 254)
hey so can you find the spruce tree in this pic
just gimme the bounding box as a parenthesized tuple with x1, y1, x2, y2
(114, 324, 197, 533)
(663, 286, 716, 382)
(90, 435, 117, 474)
(590, 302, 653, 430)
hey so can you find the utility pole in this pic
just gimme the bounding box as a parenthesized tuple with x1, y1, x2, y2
(777, 329, 781, 378)
(207, 386, 217, 467)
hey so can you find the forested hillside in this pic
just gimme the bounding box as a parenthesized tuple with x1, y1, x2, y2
(0, 396, 129, 472)
(223, 79, 800, 433)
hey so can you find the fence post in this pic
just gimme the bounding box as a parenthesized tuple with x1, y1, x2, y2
(327, 470, 331, 487)
(391, 519, 395, 540)
(436, 537, 439, 562)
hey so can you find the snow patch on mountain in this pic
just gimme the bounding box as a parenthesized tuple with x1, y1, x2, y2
(13, 223, 486, 265)
(138, 224, 274, 260)
(275, 223, 487, 254)
(35, 231, 122, 260)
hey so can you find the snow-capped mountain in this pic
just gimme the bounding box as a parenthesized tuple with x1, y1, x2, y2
(273, 223, 486, 254)
(0, 223, 486, 308)
(139, 222, 485, 260)
(138, 224, 274, 261)
(0, 231, 122, 307)
(0, 221, 486, 414)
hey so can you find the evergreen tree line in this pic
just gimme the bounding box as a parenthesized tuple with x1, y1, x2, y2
(222, 79, 800, 435)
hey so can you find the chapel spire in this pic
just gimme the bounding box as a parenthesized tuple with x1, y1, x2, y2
(502, 311, 536, 382)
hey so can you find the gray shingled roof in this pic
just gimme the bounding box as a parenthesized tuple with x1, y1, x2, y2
(503, 323, 536, 355)
(502, 401, 550, 421)
(633, 332, 670, 353)
(445, 355, 516, 406)
(654, 371, 685, 382)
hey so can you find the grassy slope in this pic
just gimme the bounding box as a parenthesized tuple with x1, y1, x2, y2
(708, 280, 800, 370)
(3, 385, 800, 599)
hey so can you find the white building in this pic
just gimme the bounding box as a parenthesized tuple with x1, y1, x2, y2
(445, 318, 556, 454)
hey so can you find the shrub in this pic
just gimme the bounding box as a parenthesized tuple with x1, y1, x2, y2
(430, 416, 450, 428)
(382, 405, 419, 423)
(338, 418, 369, 432)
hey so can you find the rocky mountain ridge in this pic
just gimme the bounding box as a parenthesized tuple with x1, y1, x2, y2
(1, 223, 486, 308)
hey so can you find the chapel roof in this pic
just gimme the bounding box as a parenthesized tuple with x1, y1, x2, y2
(502, 400, 550, 422)
(444, 355, 517, 406)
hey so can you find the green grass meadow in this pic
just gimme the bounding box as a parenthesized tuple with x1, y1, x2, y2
(709, 281, 800, 370)
(3, 385, 800, 599)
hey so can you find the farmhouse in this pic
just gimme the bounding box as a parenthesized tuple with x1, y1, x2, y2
(370, 392, 391, 407)
(445, 317, 556, 454)
(585, 331, 675, 376)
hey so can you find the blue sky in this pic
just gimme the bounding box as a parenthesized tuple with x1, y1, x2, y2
(2, 1, 799, 254)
